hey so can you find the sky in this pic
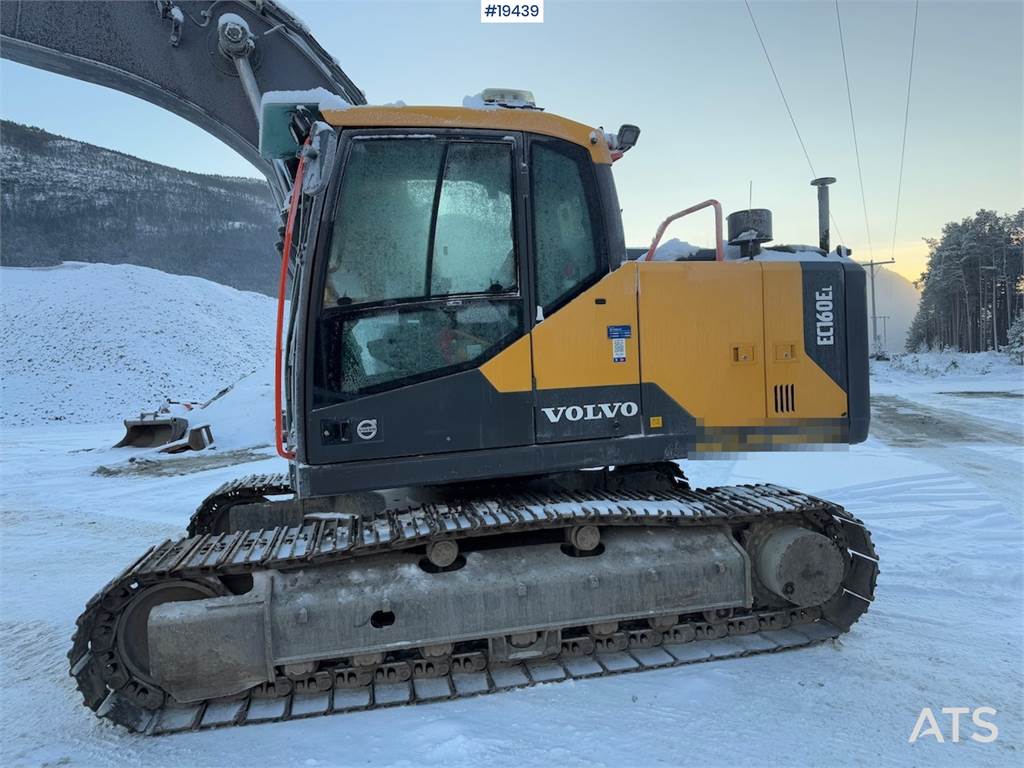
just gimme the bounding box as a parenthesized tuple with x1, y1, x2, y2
(1, 0, 1021, 283)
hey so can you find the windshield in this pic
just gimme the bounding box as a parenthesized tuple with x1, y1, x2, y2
(313, 136, 522, 404)
(324, 138, 516, 307)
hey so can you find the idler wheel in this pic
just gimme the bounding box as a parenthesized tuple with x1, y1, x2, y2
(754, 526, 845, 607)
(116, 580, 222, 687)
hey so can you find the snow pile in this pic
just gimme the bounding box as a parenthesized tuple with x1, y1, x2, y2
(195, 361, 276, 451)
(881, 350, 1023, 380)
(1, 262, 276, 427)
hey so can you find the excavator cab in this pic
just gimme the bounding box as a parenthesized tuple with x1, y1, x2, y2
(275, 102, 869, 501)
(278, 107, 645, 495)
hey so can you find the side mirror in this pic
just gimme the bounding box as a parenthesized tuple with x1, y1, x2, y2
(616, 124, 640, 152)
(300, 122, 337, 195)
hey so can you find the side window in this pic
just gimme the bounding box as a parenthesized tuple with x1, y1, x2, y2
(432, 143, 516, 295)
(531, 142, 604, 312)
(328, 140, 443, 305)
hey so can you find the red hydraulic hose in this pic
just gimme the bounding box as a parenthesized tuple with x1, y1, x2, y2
(274, 143, 309, 461)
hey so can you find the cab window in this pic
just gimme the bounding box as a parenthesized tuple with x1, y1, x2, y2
(314, 136, 521, 404)
(324, 138, 516, 307)
(531, 141, 605, 313)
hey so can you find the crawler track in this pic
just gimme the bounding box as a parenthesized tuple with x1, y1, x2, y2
(70, 478, 878, 733)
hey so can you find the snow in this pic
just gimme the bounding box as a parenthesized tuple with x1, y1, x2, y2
(652, 237, 699, 260)
(648, 239, 857, 265)
(1, 264, 1022, 766)
(876, 350, 1022, 381)
(461, 93, 500, 111)
(1, 263, 276, 429)
(752, 245, 855, 263)
(261, 88, 350, 113)
(732, 228, 760, 241)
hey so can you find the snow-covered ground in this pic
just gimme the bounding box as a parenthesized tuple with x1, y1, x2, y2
(1, 262, 275, 427)
(1, 265, 1022, 767)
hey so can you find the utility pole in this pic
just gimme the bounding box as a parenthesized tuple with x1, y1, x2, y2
(877, 315, 890, 352)
(859, 259, 895, 357)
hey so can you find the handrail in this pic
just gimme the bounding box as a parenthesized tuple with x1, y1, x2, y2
(274, 143, 310, 461)
(644, 199, 725, 262)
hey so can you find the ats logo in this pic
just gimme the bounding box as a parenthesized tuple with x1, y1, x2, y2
(908, 707, 998, 744)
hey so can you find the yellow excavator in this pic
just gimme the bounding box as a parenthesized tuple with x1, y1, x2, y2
(2, 1, 876, 733)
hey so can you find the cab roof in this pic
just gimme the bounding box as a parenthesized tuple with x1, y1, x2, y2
(319, 105, 612, 164)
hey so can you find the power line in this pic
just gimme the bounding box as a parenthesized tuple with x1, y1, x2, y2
(891, 0, 920, 260)
(743, 0, 816, 178)
(835, 0, 873, 257)
(744, 0, 845, 247)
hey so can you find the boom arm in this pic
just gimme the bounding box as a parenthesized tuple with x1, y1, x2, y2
(0, 0, 365, 205)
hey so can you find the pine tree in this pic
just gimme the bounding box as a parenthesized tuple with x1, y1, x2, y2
(906, 209, 1024, 352)
(1007, 312, 1024, 365)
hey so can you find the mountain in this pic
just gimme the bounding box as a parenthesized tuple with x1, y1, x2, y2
(0, 121, 280, 295)
(865, 267, 921, 353)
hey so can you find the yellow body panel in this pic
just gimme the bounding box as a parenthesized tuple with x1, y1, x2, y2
(479, 260, 849, 438)
(761, 263, 849, 419)
(637, 261, 768, 427)
(479, 334, 533, 393)
(320, 105, 613, 164)
(531, 264, 639, 390)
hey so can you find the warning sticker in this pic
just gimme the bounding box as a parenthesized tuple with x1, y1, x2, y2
(612, 338, 627, 363)
(608, 325, 631, 363)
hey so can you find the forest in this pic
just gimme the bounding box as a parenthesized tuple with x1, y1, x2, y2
(906, 208, 1024, 353)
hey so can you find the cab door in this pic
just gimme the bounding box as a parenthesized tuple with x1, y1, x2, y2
(303, 130, 535, 465)
(527, 137, 643, 443)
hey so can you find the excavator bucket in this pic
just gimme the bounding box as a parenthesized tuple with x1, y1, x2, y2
(159, 424, 215, 454)
(114, 415, 189, 449)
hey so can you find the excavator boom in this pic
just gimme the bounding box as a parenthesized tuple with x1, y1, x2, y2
(1, 0, 365, 203)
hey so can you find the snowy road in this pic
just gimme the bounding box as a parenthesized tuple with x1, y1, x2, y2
(1, 362, 1022, 767)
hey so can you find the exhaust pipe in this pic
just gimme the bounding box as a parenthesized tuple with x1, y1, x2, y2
(810, 177, 836, 252)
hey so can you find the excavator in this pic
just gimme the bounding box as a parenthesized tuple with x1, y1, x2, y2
(1, 1, 877, 733)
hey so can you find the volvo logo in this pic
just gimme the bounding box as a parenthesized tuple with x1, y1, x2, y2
(356, 419, 378, 440)
(541, 401, 639, 423)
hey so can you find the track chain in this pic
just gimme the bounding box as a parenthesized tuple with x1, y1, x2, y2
(69, 481, 878, 734)
(187, 473, 292, 536)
